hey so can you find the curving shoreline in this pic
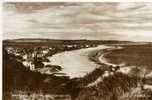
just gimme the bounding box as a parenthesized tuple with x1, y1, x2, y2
(43, 45, 112, 78)
(89, 45, 122, 67)
(40, 44, 123, 78)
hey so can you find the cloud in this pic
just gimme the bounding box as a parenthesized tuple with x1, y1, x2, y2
(3, 3, 152, 41)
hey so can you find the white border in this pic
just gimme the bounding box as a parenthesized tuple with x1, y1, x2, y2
(1, 0, 152, 100)
(0, 0, 2, 99)
(3, 0, 152, 2)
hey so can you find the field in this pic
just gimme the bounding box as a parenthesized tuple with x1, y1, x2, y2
(104, 44, 152, 70)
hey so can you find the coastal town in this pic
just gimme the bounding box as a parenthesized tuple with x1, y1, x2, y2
(4, 43, 97, 74)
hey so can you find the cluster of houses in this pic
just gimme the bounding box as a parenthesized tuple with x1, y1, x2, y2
(5, 46, 51, 71)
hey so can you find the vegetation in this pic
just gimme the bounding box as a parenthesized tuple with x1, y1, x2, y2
(77, 72, 138, 100)
(104, 44, 152, 70)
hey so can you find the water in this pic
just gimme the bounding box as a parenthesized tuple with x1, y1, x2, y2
(46, 45, 110, 78)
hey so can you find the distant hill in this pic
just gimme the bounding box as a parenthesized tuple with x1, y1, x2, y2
(3, 38, 133, 46)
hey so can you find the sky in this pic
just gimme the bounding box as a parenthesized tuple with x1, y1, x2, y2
(3, 2, 152, 42)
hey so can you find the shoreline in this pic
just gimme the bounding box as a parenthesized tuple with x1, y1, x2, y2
(39, 44, 122, 79)
(42, 45, 111, 78)
(88, 45, 120, 67)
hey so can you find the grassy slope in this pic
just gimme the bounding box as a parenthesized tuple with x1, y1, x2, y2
(104, 44, 152, 70)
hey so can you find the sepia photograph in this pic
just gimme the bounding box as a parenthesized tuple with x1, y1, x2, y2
(2, 2, 152, 100)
